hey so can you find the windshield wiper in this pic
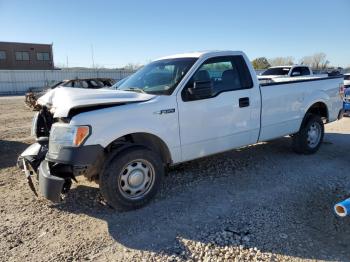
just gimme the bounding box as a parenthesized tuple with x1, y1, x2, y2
(122, 87, 146, 94)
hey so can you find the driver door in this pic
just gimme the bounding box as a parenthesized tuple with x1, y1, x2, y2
(177, 55, 260, 162)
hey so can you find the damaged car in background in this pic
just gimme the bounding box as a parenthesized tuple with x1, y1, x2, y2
(24, 78, 115, 109)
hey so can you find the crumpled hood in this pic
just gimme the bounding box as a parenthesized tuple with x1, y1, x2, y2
(37, 87, 156, 118)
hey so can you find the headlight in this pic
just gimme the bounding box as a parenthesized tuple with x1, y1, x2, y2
(49, 124, 90, 154)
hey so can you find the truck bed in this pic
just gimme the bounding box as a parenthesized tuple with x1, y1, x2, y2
(258, 75, 343, 142)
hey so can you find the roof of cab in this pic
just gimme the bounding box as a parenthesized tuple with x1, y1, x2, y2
(154, 50, 244, 61)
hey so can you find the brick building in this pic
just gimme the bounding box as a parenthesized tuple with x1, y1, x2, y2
(0, 41, 54, 70)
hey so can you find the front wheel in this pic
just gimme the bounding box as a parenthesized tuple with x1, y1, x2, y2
(292, 114, 324, 154)
(100, 146, 164, 211)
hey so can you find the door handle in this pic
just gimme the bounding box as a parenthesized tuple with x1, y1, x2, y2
(239, 97, 250, 108)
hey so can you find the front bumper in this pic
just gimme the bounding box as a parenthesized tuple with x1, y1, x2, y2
(47, 144, 104, 167)
(20, 143, 105, 202)
(46, 144, 105, 178)
(40, 145, 104, 202)
(38, 160, 65, 202)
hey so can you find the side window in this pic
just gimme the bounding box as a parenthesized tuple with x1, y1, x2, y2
(15, 51, 30, 61)
(81, 81, 89, 88)
(0, 51, 6, 60)
(291, 67, 302, 77)
(88, 80, 98, 88)
(182, 56, 253, 101)
(72, 81, 80, 88)
(37, 52, 50, 61)
(300, 67, 311, 76)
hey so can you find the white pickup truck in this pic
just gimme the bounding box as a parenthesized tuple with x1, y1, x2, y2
(19, 51, 344, 210)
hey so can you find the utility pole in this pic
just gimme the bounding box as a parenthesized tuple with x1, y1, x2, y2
(66, 56, 69, 68)
(91, 44, 95, 69)
(51, 42, 54, 69)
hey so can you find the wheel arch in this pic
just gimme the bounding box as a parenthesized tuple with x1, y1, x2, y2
(105, 132, 173, 165)
(302, 101, 329, 127)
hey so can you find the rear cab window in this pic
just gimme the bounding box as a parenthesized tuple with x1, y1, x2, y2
(291, 67, 302, 77)
(262, 67, 291, 76)
(300, 67, 311, 76)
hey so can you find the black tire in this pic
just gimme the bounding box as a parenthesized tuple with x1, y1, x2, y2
(100, 146, 164, 211)
(292, 114, 324, 154)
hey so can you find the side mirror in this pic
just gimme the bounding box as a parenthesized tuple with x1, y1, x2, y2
(291, 71, 301, 77)
(187, 81, 213, 99)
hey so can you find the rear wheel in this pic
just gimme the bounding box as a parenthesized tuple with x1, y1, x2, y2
(100, 146, 164, 211)
(292, 114, 324, 154)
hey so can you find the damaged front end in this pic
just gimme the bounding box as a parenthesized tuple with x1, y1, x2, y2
(19, 105, 104, 202)
(18, 106, 77, 202)
(19, 87, 154, 202)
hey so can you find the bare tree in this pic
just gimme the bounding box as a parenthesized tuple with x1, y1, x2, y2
(268, 56, 294, 66)
(251, 57, 270, 69)
(300, 53, 329, 69)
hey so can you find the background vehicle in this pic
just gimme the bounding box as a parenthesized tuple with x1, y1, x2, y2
(344, 73, 350, 90)
(261, 65, 314, 77)
(258, 65, 328, 83)
(19, 51, 344, 210)
(343, 88, 350, 116)
(24, 78, 115, 109)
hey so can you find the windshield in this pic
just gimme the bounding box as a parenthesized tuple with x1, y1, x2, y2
(50, 81, 64, 89)
(262, 67, 291, 76)
(344, 75, 350, 81)
(112, 58, 197, 95)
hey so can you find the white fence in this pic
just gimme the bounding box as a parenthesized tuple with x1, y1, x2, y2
(0, 68, 270, 95)
(0, 69, 134, 95)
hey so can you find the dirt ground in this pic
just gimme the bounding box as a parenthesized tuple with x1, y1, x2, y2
(0, 96, 349, 262)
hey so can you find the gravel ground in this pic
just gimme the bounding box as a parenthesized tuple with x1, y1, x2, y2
(0, 97, 349, 262)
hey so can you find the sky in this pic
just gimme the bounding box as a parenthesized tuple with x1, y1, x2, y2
(0, 0, 349, 68)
